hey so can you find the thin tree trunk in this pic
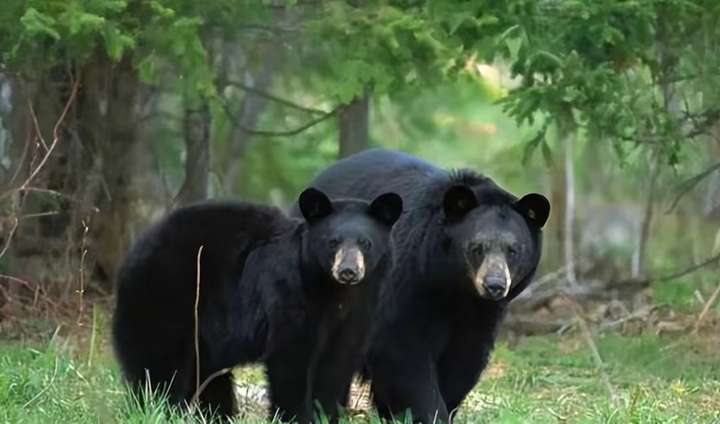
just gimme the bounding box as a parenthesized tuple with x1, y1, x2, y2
(636, 151, 661, 278)
(338, 87, 370, 158)
(559, 118, 577, 286)
(176, 100, 210, 206)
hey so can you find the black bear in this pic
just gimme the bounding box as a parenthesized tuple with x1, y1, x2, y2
(301, 149, 549, 423)
(112, 188, 403, 423)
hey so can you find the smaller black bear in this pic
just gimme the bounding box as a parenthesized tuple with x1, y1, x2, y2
(112, 188, 402, 423)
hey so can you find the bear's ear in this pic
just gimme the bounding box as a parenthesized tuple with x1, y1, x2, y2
(298, 188, 333, 223)
(368, 192, 403, 227)
(515, 193, 550, 228)
(443, 185, 478, 221)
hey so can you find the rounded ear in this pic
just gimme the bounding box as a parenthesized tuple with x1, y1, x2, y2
(368, 192, 403, 226)
(443, 185, 478, 221)
(298, 188, 333, 222)
(515, 193, 550, 228)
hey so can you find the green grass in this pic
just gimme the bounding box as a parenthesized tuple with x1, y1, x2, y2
(1, 331, 718, 423)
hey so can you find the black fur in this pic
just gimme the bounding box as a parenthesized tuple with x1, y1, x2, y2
(298, 149, 549, 423)
(112, 189, 402, 423)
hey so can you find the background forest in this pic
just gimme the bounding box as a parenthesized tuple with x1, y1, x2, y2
(0, 1, 719, 423)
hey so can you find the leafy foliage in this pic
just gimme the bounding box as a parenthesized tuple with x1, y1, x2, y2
(493, 0, 720, 165)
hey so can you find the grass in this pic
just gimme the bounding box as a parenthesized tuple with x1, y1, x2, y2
(0, 328, 718, 423)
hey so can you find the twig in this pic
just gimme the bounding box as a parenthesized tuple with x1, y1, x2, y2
(652, 253, 720, 283)
(0, 77, 80, 269)
(22, 356, 59, 408)
(220, 99, 338, 137)
(223, 80, 328, 115)
(190, 367, 232, 407)
(565, 296, 619, 408)
(600, 306, 656, 331)
(692, 283, 720, 334)
(19, 77, 80, 192)
(618, 252, 720, 286)
(666, 162, 720, 214)
(0, 274, 36, 289)
(0, 216, 19, 259)
(16, 211, 60, 220)
(76, 218, 90, 326)
(194, 245, 204, 397)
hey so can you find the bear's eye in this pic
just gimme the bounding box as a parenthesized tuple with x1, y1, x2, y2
(507, 246, 518, 258)
(472, 244, 484, 256)
(328, 238, 341, 249)
(358, 237, 372, 250)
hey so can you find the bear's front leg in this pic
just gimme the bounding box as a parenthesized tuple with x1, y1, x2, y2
(368, 348, 449, 424)
(265, 331, 321, 424)
(310, 325, 366, 422)
(437, 327, 495, 416)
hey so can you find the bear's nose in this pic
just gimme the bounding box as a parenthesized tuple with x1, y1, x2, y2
(338, 268, 359, 284)
(483, 276, 507, 300)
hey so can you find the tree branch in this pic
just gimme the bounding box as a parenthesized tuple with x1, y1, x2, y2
(223, 79, 328, 115)
(220, 99, 338, 137)
(620, 252, 720, 286)
(666, 162, 720, 213)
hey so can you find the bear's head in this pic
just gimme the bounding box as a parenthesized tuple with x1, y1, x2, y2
(439, 178, 550, 302)
(298, 187, 403, 286)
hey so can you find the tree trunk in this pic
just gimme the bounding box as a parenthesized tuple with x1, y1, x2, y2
(548, 126, 567, 270)
(176, 100, 210, 206)
(90, 56, 142, 287)
(559, 117, 577, 286)
(636, 151, 661, 278)
(338, 87, 370, 158)
(223, 47, 283, 195)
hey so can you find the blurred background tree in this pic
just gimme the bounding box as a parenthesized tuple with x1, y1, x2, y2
(1, 0, 720, 330)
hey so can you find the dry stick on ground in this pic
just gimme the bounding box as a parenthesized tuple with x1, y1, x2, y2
(600, 305, 657, 331)
(190, 368, 233, 408)
(563, 295, 620, 408)
(22, 356, 59, 408)
(693, 283, 720, 334)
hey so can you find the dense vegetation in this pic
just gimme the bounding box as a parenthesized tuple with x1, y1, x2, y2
(1, 1, 719, 422)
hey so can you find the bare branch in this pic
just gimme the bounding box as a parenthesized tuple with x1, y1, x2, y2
(622, 252, 720, 286)
(20, 77, 80, 192)
(223, 80, 328, 116)
(693, 283, 720, 334)
(220, 99, 338, 137)
(190, 367, 232, 408)
(666, 162, 720, 213)
(568, 298, 619, 408)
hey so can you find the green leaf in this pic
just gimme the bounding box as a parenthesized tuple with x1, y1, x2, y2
(102, 26, 135, 62)
(522, 124, 548, 165)
(20, 8, 60, 40)
(541, 139, 554, 168)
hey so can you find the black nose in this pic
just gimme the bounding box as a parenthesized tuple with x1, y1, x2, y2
(483, 276, 507, 300)
(338, 268, 358, 283)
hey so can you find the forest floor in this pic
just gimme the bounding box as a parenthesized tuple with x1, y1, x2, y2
(1, 307, 718, 424)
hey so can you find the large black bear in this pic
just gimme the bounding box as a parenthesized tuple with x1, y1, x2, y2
(301, 149, 550, 423)
(112, 188, 403, 423)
